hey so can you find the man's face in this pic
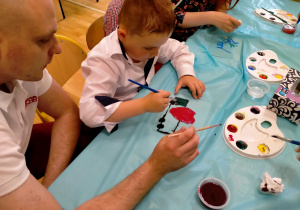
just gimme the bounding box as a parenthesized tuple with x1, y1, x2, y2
(0, 0, 62, 83)
(121, 31, 171, 63)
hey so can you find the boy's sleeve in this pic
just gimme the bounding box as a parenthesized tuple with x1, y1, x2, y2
(79, 56, 121, 133)
(157, 38, 195, 79)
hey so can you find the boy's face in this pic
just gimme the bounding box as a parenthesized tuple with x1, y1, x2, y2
(120, 31, 171, 63)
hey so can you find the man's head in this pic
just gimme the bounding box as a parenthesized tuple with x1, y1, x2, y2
(117, 0, 175, 63)
(0, 0, 62, 84)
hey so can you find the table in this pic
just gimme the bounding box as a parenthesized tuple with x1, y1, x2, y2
(49, 0, 300, 209)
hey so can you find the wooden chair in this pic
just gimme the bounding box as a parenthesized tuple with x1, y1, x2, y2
(86, 16, 105, 50)
(36, 35, 87, 122)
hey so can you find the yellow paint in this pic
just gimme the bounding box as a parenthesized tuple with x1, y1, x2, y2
(258, 144, 270, 154)
(275, 74, 283, 79)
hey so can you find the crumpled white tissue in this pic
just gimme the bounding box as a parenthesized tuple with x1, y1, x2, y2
(260, 172, 284, 195)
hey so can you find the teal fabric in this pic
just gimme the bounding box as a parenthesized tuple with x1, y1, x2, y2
(49, 0, 300, 209)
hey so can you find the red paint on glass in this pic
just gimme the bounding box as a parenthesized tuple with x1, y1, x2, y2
(170, 107, 196, 124)
(227, 124, 238, 133)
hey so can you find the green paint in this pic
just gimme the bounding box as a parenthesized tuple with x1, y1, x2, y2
(175, 97, 189, 107)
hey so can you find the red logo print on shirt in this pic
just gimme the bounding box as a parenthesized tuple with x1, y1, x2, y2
(25, 96, 37, 109)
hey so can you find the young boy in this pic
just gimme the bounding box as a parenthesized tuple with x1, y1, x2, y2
(79, 0, 205, 132)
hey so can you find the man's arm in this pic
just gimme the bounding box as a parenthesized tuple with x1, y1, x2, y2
(0, 174, 61, 210)
(0, 126, 198, 209)
(37, 79, 81, 188)
(77, 126, 199, 210)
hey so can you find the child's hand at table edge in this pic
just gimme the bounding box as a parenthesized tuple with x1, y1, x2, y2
(175, 75, 205, 99)
(147, 126, 199, 175)
(143, 90, 170, 113)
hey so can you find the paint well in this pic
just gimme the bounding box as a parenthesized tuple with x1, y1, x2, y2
(235, 113, 245, 120)
(236, 140, 248, 150)
(227, 124, 238, 133)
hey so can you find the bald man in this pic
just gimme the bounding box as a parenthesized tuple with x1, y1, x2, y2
(0, 1, 199, 209)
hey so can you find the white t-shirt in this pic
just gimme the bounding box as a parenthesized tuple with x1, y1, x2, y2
(79, 30, 195, 132)
(0, 70, 52, 196)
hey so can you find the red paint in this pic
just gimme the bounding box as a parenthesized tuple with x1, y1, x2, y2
(282, 24, 296, 34)
(227, 124, 238, 133)
(200, 182, 227, 207)
(228, 135, 234, 141)
(259, 74, 267, 79)
(170, 107, 196, 124)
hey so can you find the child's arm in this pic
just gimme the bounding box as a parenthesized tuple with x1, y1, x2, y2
(181, 11, 241, 33)
(106, 91, 170, 122)
(158, 39, 205, 99)
(175, 75, 205, 99)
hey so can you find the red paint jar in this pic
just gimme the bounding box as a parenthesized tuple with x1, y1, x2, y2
(282, 23, 296, 34)
(198, 178, 230, 209)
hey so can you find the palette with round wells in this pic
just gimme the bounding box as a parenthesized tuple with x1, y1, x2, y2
(246, 50, 289, 83)
(223, 106, 285, 159)
(254, 9, 298, 26)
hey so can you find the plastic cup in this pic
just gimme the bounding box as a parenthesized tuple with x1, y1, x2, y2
(198, 178, 231, 209)
(247, 79, 270, 98)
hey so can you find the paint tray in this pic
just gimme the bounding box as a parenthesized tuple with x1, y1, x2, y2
(254, 9, 298, 26)
(267, 68, 300, 125)
(246, 50, 289, 83)
(223, 106, 285, 159)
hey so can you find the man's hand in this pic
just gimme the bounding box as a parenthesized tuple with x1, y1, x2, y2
(148, 126, 199, 176)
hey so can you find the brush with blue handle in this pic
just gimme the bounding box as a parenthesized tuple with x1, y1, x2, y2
(271, 135, 300, 146)
(128, 79, 177, 101)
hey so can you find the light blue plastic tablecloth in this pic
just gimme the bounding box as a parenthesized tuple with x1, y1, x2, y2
(49, 0, 300, 209)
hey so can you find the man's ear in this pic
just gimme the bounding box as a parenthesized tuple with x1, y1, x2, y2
(117, 26, 127, 42)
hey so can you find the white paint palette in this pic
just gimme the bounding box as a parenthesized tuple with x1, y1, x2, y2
(254, 9, 298, 26)
(246, 50, 289, 83)
(223, 106, 285, 159)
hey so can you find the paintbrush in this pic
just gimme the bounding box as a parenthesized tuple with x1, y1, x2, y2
(271, 135, 300, 146)
(167, 124, 222, 138)
(261, 8, 288, 24)
(128, 79, 177, 101)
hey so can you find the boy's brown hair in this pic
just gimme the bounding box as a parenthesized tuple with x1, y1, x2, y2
(118, 0, 175, 36)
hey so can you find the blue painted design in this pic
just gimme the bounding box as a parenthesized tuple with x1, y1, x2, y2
(217, 37, 239, 53)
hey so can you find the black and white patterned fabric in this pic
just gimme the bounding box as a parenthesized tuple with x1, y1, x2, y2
(267, 68, 300, 125)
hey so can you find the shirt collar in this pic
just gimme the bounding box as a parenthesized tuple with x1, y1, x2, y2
(0, 80, 26, 112)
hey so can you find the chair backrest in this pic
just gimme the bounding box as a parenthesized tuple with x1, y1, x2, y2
(37, 35, 87, 122)
(46, 35, 87, 86)
(86, 16, 105, 50)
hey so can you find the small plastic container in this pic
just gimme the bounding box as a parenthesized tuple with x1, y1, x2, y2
(198, 178, 231, 209)
(247, 79, 270, 98)
(282, 23, 296, 34)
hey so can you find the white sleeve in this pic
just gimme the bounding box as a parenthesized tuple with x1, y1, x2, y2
(79, 56, 121, 133)
(0, 118, 30, 196)
(157, 38, 196, 79)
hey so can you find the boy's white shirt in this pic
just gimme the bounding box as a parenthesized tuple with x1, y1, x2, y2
(79, 30, 195, 132)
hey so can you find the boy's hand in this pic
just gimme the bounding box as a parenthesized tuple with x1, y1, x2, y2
(175, 75, 205, 99)
(143, 90, 170, 112)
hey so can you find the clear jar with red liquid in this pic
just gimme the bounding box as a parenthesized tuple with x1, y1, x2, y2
(282, 23, 296, 34)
